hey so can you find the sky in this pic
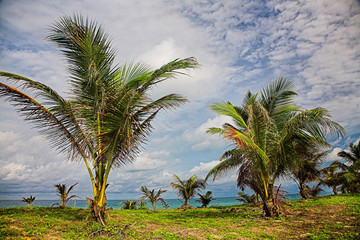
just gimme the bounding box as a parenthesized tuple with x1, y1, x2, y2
(0, 0, 359, 200)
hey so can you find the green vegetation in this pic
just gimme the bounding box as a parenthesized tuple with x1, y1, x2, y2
(21, 195, 36, 208)
(196, 191, 215, 208)
(206, 78, 345, 217)
(140, 186, 167, 211)
(0, 14, 198, 224)
(171, 174, 207, 209)
(53, 182, 79, 208)
(1, 194, 359, 239)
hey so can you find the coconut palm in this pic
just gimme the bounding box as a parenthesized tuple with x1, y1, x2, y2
(320, 161, 343, 195)
(236, 192, 258, 204)
(139, 186, 167, 211)
(196, 191, 215, 207)
(291, 148, 328, 199)
(54, 182, 79, 207)
(171, 174, 206, 208)
(337, 141, 360, 193)
(0, 15, 198, 224)
(206, 78, 345, 217)
(22, 195, 36, 207)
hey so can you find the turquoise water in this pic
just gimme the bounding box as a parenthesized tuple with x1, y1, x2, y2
(0, 194, 306, 209)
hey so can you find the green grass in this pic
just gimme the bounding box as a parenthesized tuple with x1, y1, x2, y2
(0, 194, 359, 239)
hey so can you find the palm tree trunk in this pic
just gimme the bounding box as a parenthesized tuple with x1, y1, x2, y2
(299, 183, 308, 199)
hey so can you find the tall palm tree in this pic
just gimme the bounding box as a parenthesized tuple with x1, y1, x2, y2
(54, 182, 79, 207)
(336, 141, 360, 193)
(196, 191, 215, 207)
(206, 78, 345, 216)
(171, 174, 206, 208)
(291, 148, 328, 199)
(139, 186, 167, 211)
(0, 15, 198, 224)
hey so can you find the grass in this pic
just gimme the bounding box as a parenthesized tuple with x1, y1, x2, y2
(0, 194, 359, 239)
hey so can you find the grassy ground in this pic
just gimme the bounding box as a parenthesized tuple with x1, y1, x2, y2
(0, 194, 359, 239)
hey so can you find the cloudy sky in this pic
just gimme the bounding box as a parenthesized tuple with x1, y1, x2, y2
(0, 0, 359, 200)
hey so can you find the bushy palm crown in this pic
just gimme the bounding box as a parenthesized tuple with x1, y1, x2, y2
(196, 191, 215, 207)
(0, 15, 198, 223)
(22, 195, 36, 207)
(171, 174, 206, 208)
(206, 78, 345, 216)
(140, 186, 167, 211)
(336, 141, 360, 193)
(54, 182, 79, 207)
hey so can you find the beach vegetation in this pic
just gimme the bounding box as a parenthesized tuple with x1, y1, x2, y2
(196, 191, 215, 207)
(206, 78, 345, 217)
(21, 195, 36, 208)
(0, 14, 198, 224)
(52, 182, 79, 208)
(139, 186, 167, 211)
(171, 174, 206, 209)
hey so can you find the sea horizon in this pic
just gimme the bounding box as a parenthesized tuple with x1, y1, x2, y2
(0, 193, 332, 210)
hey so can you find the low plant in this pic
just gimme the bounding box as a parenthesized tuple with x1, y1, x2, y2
(22, 195, 36, 207)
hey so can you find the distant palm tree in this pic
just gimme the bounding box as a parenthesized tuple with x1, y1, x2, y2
(291, 148, 328, 199)
(206, 78, 345, 217)
(196, 191, 215, 207)
(22, 195, 36, 207)
(139, 186, 167, 211)
(236, 192, 258, 204)
(320, 161, 343, 195)
(337, 141, 360, 193)
(171, 174, 206, 208)
(0, 15, 198, 224)
(54, 182, 79, 207)
(121, 200, 138, 209)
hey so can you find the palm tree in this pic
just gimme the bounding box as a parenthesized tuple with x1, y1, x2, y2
(320, 161, 343, 195)
(171, 174, 206, 208)
(22, 195, 36, 207)
(196, 191, 215, 207)
(337, 141, 360, 193)
(121, 200, 138, 209)
(54, 182, 79, 207)
(0, 15, 198, 224)
(206, 78, 345, 217)
(291, 148, 328, 199)
(236, 192, 258, 204)
(139, 186, 167, 211)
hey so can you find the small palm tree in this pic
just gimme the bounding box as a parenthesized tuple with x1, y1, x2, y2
(121, 200, 138, 209)
(171, 174, 206, 209)
(54, 182, 79, 207)
(236, 192, 257, 204)
(22, 195, 36, 207)
(139, 186, 167, 211)
(320, 161, 343, 195)
(196, 191, 215, 207)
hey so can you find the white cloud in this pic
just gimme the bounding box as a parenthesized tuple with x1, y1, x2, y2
(325, 147, 343, 162)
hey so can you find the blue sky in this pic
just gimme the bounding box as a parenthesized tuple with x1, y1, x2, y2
(0, 0, 359, 200)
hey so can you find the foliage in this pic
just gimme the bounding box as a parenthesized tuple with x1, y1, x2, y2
(196, 191, 215, 207)
(206, 78, 345, 217)
(120, 200, 140, 210)
(21, 195, 36, 207)
(236, 192, 258, 204)
(320, 161, 343, 195)
(139, 186, 167, 211)
(291, 148, 328, 199)
(1, 194, 359, 239)
(336, 140, 360, 193)
(171, 174, 206, 208)
(53, 182, 79, 207)
(0, 14, 198, 224)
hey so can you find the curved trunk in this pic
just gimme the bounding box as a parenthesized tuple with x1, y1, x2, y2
(299, 183, 308, 199)
(332, 186, 338, 195)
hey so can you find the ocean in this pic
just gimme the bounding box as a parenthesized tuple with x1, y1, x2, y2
(0, 194, 306, 209)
